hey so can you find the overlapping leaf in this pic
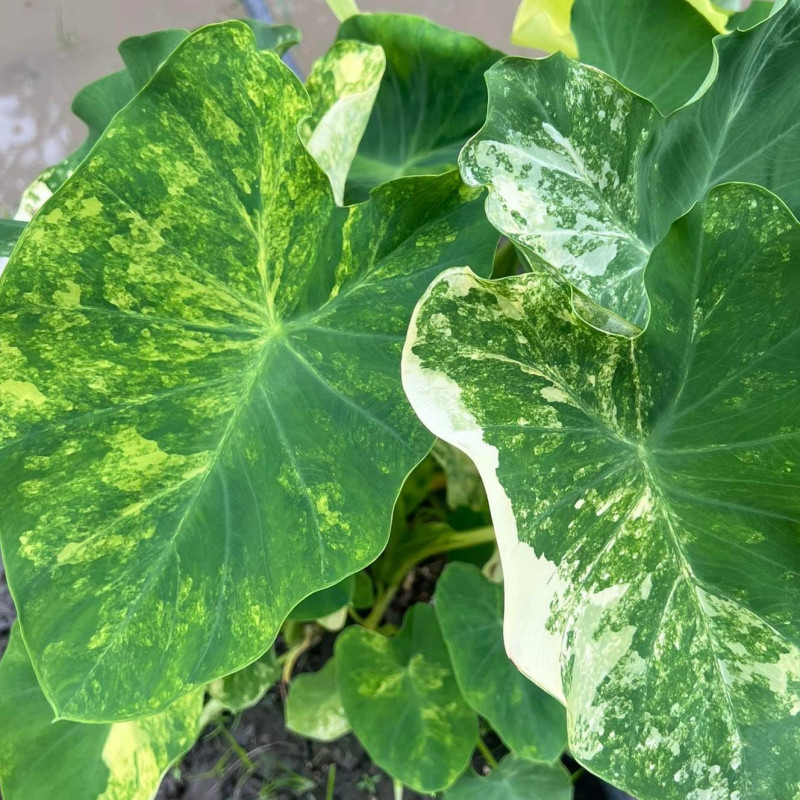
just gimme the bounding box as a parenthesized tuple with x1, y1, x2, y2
(463, 0, 800, 331)
(205, 651, 280, 715)
(446, 755, 573, 800)
(17, 22, 300, 218)
(435, 563, 567, 762)
(336, 14, 503, 202)
(336, 604, 477, 792)
(300, 40, 385, 205)
(0, 21, 495, 722)
(286, 659, 351, 741)
(513, 0, 720, 113)
(0, 626, 203, 800)
(403, 183, 800, 799)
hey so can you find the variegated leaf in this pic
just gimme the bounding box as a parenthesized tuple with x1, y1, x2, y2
(0, 21, 495, 722)
(402, 183, 800, 799)
(463, 0, 800, 331)
(0, 625, 203, 800)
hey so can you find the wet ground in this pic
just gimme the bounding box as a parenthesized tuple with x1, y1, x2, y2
(0, 0, 526, 215)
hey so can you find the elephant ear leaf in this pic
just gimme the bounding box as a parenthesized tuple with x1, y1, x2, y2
(336, 14, 503, 202)
(463, 0, 800, 333)
(0, 625, 203, 800)
(403, 183, 800, 800)
(0, 21, 496, 722)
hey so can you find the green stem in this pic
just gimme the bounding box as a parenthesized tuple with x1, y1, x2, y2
(326, 763, 337, 800)
(362, 583, 400, 630)
(476, 737, 499, 770)
(325, 0, 359, 21)
(362, 525, 496, 631)
(393, 779, 404, 800)
(388, 526, 496, 586)
(281, 625, 315, 683)
(570, 768, 585, 785)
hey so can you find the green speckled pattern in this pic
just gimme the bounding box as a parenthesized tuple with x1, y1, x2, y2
(435, 562, 567, 763)
(302, 40, 385, 205)
(403, 184, 800, 799)
(0, 625, 203, 800)
(461, 0, 800, 331)
(337, 14, 503, 203)
(445, 754, 573, 800)
(0, 21, 496, 722)
(336, 603, 477, 793)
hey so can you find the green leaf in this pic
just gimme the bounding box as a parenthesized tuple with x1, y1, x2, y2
(0, 219, 25, 259)
(336, 14, 503, 203)
(353, 570, 374, 609)
(571, 0, 718, 114)
(206, 650, 280, 714)
(289, 576, 355, 622)
(337, 604, 477, 792)
(301, 40, 385, 205)
(0, 625, 203, 800)
(286, 658, 351, 741)
(462, 0, 800, 332)
(435, 563, 567, 762)
(0, 22, 496, 722)
(445, 755, 573, 800)
(18, 22, 301, 213)
(432, 440, 487, 512)
(729, 1, 775, 27)
(402, 182, 800, 799)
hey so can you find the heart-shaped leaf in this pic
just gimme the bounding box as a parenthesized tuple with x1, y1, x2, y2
(0, 21, 495, 722)
(403, 183, 800, 799)
(336, 604, 477, 792)
(445, 755, 573, 800)
(0, 625, 203, 800)
(286, 658, 351, 741)
(435, 562, 567, 762)
(336, 14, 503, 202)
(463, 0, 800, 332)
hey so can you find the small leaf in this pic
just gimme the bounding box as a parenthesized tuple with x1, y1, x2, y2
(206, 651, 280, 714)
(286, 658, 351, 741)
(0, 21, 496, 722)
(435, 563, 567, 762)
(463, 0, 800, 331)
(336, 604, 477, 793)
(0, 625, 203, 800)
(289, 577, 356, 622)
(402, 183, 800, 799)
(445, 755, 573, 800)
(302, 40, 385, 205)
(337, 14, 503, 202)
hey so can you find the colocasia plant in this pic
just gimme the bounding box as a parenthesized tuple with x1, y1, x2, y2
(0, 0, 797, 798)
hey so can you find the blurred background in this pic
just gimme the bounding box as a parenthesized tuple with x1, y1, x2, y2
(0, 0, 528, 216)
